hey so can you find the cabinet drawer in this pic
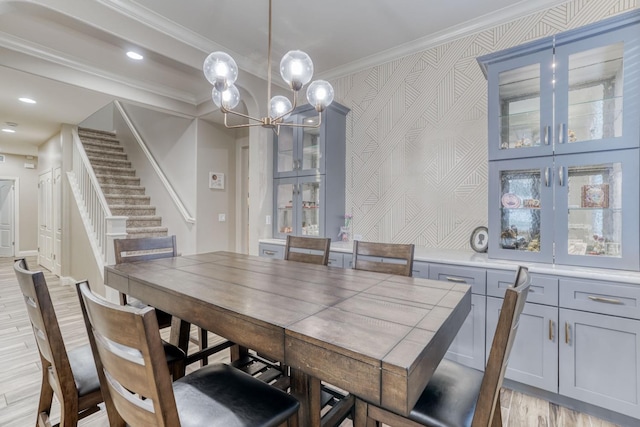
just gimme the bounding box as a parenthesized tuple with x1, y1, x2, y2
(487, 270, 558, 306)
(429, 264, 486, 295)
(327, 252, 344, 268)
(258, 244, 284, 259)
(412, 261, 429, 279)
(560, 278, 640, 320)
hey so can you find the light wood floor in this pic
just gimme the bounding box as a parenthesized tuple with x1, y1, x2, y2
(0, 257, 620, 427)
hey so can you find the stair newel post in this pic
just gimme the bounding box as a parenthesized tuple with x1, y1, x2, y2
(104, 216, 128, 302)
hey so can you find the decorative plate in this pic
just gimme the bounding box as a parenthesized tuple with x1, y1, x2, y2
(501, 193, 521, 208)
(470, 226, 489, 253)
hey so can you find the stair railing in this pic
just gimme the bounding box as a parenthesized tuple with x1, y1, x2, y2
(68, 127, 127, 272)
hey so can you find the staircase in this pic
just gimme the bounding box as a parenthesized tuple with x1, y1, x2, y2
(77, 127, 168, 238)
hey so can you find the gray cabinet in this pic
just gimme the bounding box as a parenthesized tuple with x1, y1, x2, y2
(429, 264, 486, 370)
(559, 276, 640, 419)
(487, 270, 559, 392)
(273, 102, 349, 239)
(480, 11, 640, 271)
(259, 243, 284, 259)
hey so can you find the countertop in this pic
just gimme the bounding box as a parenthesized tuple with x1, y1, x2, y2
(259, 238, 640, 285)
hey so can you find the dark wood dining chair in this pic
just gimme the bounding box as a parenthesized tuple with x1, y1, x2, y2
(352, 240, 415, 277)
(353, 266, 531, 427)
(114, 235, 233, 367)
(76, 281, 300, 427)
(13, 258, 104, 427)
(284, 235, 331, 265)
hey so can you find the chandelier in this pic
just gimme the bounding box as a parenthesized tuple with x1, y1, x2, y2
(202, 0, 334, 134)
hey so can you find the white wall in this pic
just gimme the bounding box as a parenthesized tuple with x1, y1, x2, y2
(195, 120, 237, 253)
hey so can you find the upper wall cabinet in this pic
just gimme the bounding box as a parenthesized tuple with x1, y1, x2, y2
(273, 102, 350, 178)
(479, 11, 640, 161)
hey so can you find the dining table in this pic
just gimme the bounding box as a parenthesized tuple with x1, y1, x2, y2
(104, 251, 471, 426)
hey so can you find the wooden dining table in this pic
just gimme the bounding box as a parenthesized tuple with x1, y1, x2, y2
(104, 251, 471, 426)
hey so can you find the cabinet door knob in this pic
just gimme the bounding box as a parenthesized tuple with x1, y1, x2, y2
(565, 322, 570, 344)
(588, 295, 623, 305)
(558, 123, 565, 144)
(544, 126, 550, 145)
(549, 319, 554, 341)
(558, 166, 565, 187)
(544, 167, 550, 187)
(445, 276, 467, 283)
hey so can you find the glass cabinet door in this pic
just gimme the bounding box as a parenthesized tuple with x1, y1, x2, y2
(274, 124, 296, 177)
(300, 180, 321, 236)
(488, 157, 554, 263)
(488, 50, 554, 160)
(299, 113, 323, 175)
(274, 179, 296, 238)
(554, 24, 640, 154)
(555, 150, 639, 270)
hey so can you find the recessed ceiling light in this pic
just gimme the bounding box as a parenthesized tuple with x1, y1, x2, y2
(126, 51, 143, 60)
(2, 128, 16, 133)
(19, 97, 36, 104)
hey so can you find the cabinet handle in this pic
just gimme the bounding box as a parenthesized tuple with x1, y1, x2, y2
(445, 276, 467, 283)
(558, 166, 564, 187)
(565, 322, 570, 344)
(558, 123, 565, 144)
(549, 319, 554, 341)
(588, 295, 623, 305)
(264, 250, 276, 255)
(544, 126, 550, 145)
(544, 167, 550, 187)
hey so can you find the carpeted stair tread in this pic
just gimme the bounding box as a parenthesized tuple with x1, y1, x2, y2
(84, 147, 128, 160)
(92, 165, 136, 176)
(87, 156, 132, 168)
(101, 184, 145, 195)
(96, 175, 141, 185)
(81, 140, 124, 152)
(105, 195, 151, 205)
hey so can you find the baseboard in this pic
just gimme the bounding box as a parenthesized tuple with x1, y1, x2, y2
(17, 250, 38, 257)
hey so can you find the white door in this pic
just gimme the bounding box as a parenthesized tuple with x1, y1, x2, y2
(53, 167, 62, 275)
(0, 180, 14, 257)
(38, 170, 54, 270)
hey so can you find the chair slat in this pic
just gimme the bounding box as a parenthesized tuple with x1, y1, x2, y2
(353, 241, 415, 277)
(284, 235, 331, 266)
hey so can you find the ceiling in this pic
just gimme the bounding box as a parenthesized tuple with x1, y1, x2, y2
(0, 0, 569, 154)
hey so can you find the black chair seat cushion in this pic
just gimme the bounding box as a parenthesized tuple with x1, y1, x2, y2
(67, 344, 101, 397)
(173, 363, 299, 427)
(409, 359, 483, 427)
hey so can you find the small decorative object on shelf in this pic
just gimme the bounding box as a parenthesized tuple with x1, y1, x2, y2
(339, 214, 353, 242)
(581, 184, 609, 208)
(470, 226, 489, 253)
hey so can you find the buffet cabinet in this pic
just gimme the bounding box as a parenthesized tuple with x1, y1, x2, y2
(272, 102, 349, 239)
(258, 241, 640, 421)
(478, 11, 640, 270)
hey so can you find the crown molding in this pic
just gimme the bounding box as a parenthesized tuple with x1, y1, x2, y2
(317, 0, 571, 81)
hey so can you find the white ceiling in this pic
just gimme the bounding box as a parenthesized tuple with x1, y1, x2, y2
(0, 0, 569, 153)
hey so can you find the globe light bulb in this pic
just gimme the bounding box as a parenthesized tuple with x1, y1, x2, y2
(280, 50, 313, 91)
(269, 96, 293, 119)
(306, 80, 334, 111)
(212, 85, 240, 110)
(203, 52, 238, 91)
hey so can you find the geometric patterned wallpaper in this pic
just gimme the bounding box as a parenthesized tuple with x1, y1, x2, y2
(331, 0, 638, 250)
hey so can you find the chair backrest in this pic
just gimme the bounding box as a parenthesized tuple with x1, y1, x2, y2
(473, 266, 531, 427)
(284, 235, 331, 266)
(76, 281, 179, 427)
(114, 235, 177, 264)
(352, 241, 415, 277)
(13, 259, 75, 393)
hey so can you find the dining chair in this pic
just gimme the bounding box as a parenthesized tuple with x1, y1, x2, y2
(353, 266, 531, 427)
(352, 240, 415, 277)
(114, 235, 233, 367)
(13, 258, 103, 427)
(284, 235, 331, 265)
(76, 281, 300, 427)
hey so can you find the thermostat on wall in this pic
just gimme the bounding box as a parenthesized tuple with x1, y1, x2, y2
(24, 163, 35, 169)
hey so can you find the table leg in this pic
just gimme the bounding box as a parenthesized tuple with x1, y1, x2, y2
(290, 368, 322, 427)
(230, 344, 249, 362)
(170, 317, 191, 354)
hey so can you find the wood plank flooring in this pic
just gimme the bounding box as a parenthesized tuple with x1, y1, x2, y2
(0, 256, 620, 427)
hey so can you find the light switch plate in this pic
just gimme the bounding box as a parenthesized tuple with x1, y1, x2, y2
(218, 213, 226, 222)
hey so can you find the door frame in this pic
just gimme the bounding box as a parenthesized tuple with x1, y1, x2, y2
(0, 176, 19, 256)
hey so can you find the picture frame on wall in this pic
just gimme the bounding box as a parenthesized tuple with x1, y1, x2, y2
(209, 172, 224, 190)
